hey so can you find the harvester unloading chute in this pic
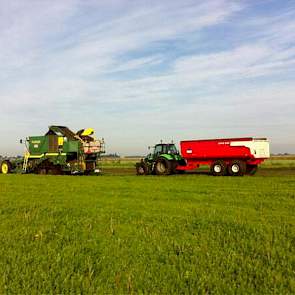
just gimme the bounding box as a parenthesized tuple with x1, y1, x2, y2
(76, 127, 105, 154)
(77, 128, 94, 137)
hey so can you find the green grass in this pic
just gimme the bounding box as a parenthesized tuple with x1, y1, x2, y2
(261, 159, 295, 168)
(101, 158, 138, 168)
(0, 171, 295, 293)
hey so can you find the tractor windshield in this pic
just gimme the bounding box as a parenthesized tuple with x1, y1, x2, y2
(167, 144, 178, 154)
(153, 144, 178, 155)
(153, 145, 163, 155)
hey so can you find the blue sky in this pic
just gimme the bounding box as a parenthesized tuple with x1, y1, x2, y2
(0, 0, 295, 155)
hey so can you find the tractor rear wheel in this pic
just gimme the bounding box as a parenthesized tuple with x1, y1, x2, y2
(176, 169, 185, 174)
(171, 161, 179, 174)
(246, 165, 258, 175)
(210, 160, 227, 176)
(228, 160, 246, 176)
(1, 160, 12, 174)
(154, 158, 172, 175)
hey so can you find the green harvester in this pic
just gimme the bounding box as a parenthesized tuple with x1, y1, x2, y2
(0, 126, 105, 175)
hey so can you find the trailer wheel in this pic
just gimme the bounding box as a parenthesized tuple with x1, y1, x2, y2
(228, 160, 246, 176)
(155, 158, 172, 175)
(246, 165, 258, 176)
(210, 160, 227, 176)
(1, 160, 12, 174)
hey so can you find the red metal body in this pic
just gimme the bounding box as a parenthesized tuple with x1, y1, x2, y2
(177, 137, 269, 171)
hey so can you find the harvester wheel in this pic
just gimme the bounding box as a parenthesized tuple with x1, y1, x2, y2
(154, 158, 172, 175)
(37, 168, 47, 175)
(35, 159, 63, 175)
(136, 162, 149, 175)
(1, 160, 12, 174)
(210, 160, 227, 176)
(246, 165, 258, 175)
(228, 160, 246, 176)
(47, 165, 62, 175)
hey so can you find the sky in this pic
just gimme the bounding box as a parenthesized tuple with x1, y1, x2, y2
(0, 0, 295, 156)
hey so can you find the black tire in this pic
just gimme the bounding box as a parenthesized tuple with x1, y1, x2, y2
(171, 161, 180, 174)
(47, 166, 62, 175)
(35, 160, 62, 175)
(228, 160, 246, 176)
(37, 168, 47, 175)
(135, 162, 149, 175)
(210, 160, 227, 176)
(176, 169, 186, 174)
(175, 159, 186, 174)
(0, 160, 12, 174)
(246, 165, 258, 176)
(35, 160, 48, 174)
(154, 158, 172, 175)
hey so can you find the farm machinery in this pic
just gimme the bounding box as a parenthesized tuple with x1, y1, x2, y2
(135, 143, 185, 175)
(0, 126, 105, 175)
(136, 138, 270, 176)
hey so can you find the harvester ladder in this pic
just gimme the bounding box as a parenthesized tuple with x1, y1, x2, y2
(23, 152, 30, 172)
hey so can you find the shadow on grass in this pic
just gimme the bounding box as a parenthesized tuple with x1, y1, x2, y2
(102, 167, 295, 177)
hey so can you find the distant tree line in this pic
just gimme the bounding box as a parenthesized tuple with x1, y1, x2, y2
(100, 154, 144, 159)
(101, 153, 120, 158)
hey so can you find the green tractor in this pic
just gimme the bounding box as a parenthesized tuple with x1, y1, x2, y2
(135, 143, 185, 175)
(0, 125, 105, 175)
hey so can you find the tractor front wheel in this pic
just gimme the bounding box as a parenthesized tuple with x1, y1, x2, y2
(136, 162, 149, 175)
(1, 160, 12, 174)
(154, 158, 172, 175)
(246, 165, 258, 175)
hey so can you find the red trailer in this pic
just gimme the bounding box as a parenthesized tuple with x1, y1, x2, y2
(177, 137, 270, 176)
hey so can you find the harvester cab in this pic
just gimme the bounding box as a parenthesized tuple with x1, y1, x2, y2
(136, 143, 184, 175)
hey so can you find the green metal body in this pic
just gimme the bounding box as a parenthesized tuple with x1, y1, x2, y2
(28, 136, 81, 155)
(29, 136, 48, 154)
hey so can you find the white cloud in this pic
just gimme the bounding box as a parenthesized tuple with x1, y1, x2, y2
(0, 0, 295, 154)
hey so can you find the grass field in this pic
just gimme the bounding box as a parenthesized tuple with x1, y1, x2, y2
(0, 159, 294, 293)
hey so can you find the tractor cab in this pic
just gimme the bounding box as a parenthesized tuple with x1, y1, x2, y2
(147, 143, 179, 161)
